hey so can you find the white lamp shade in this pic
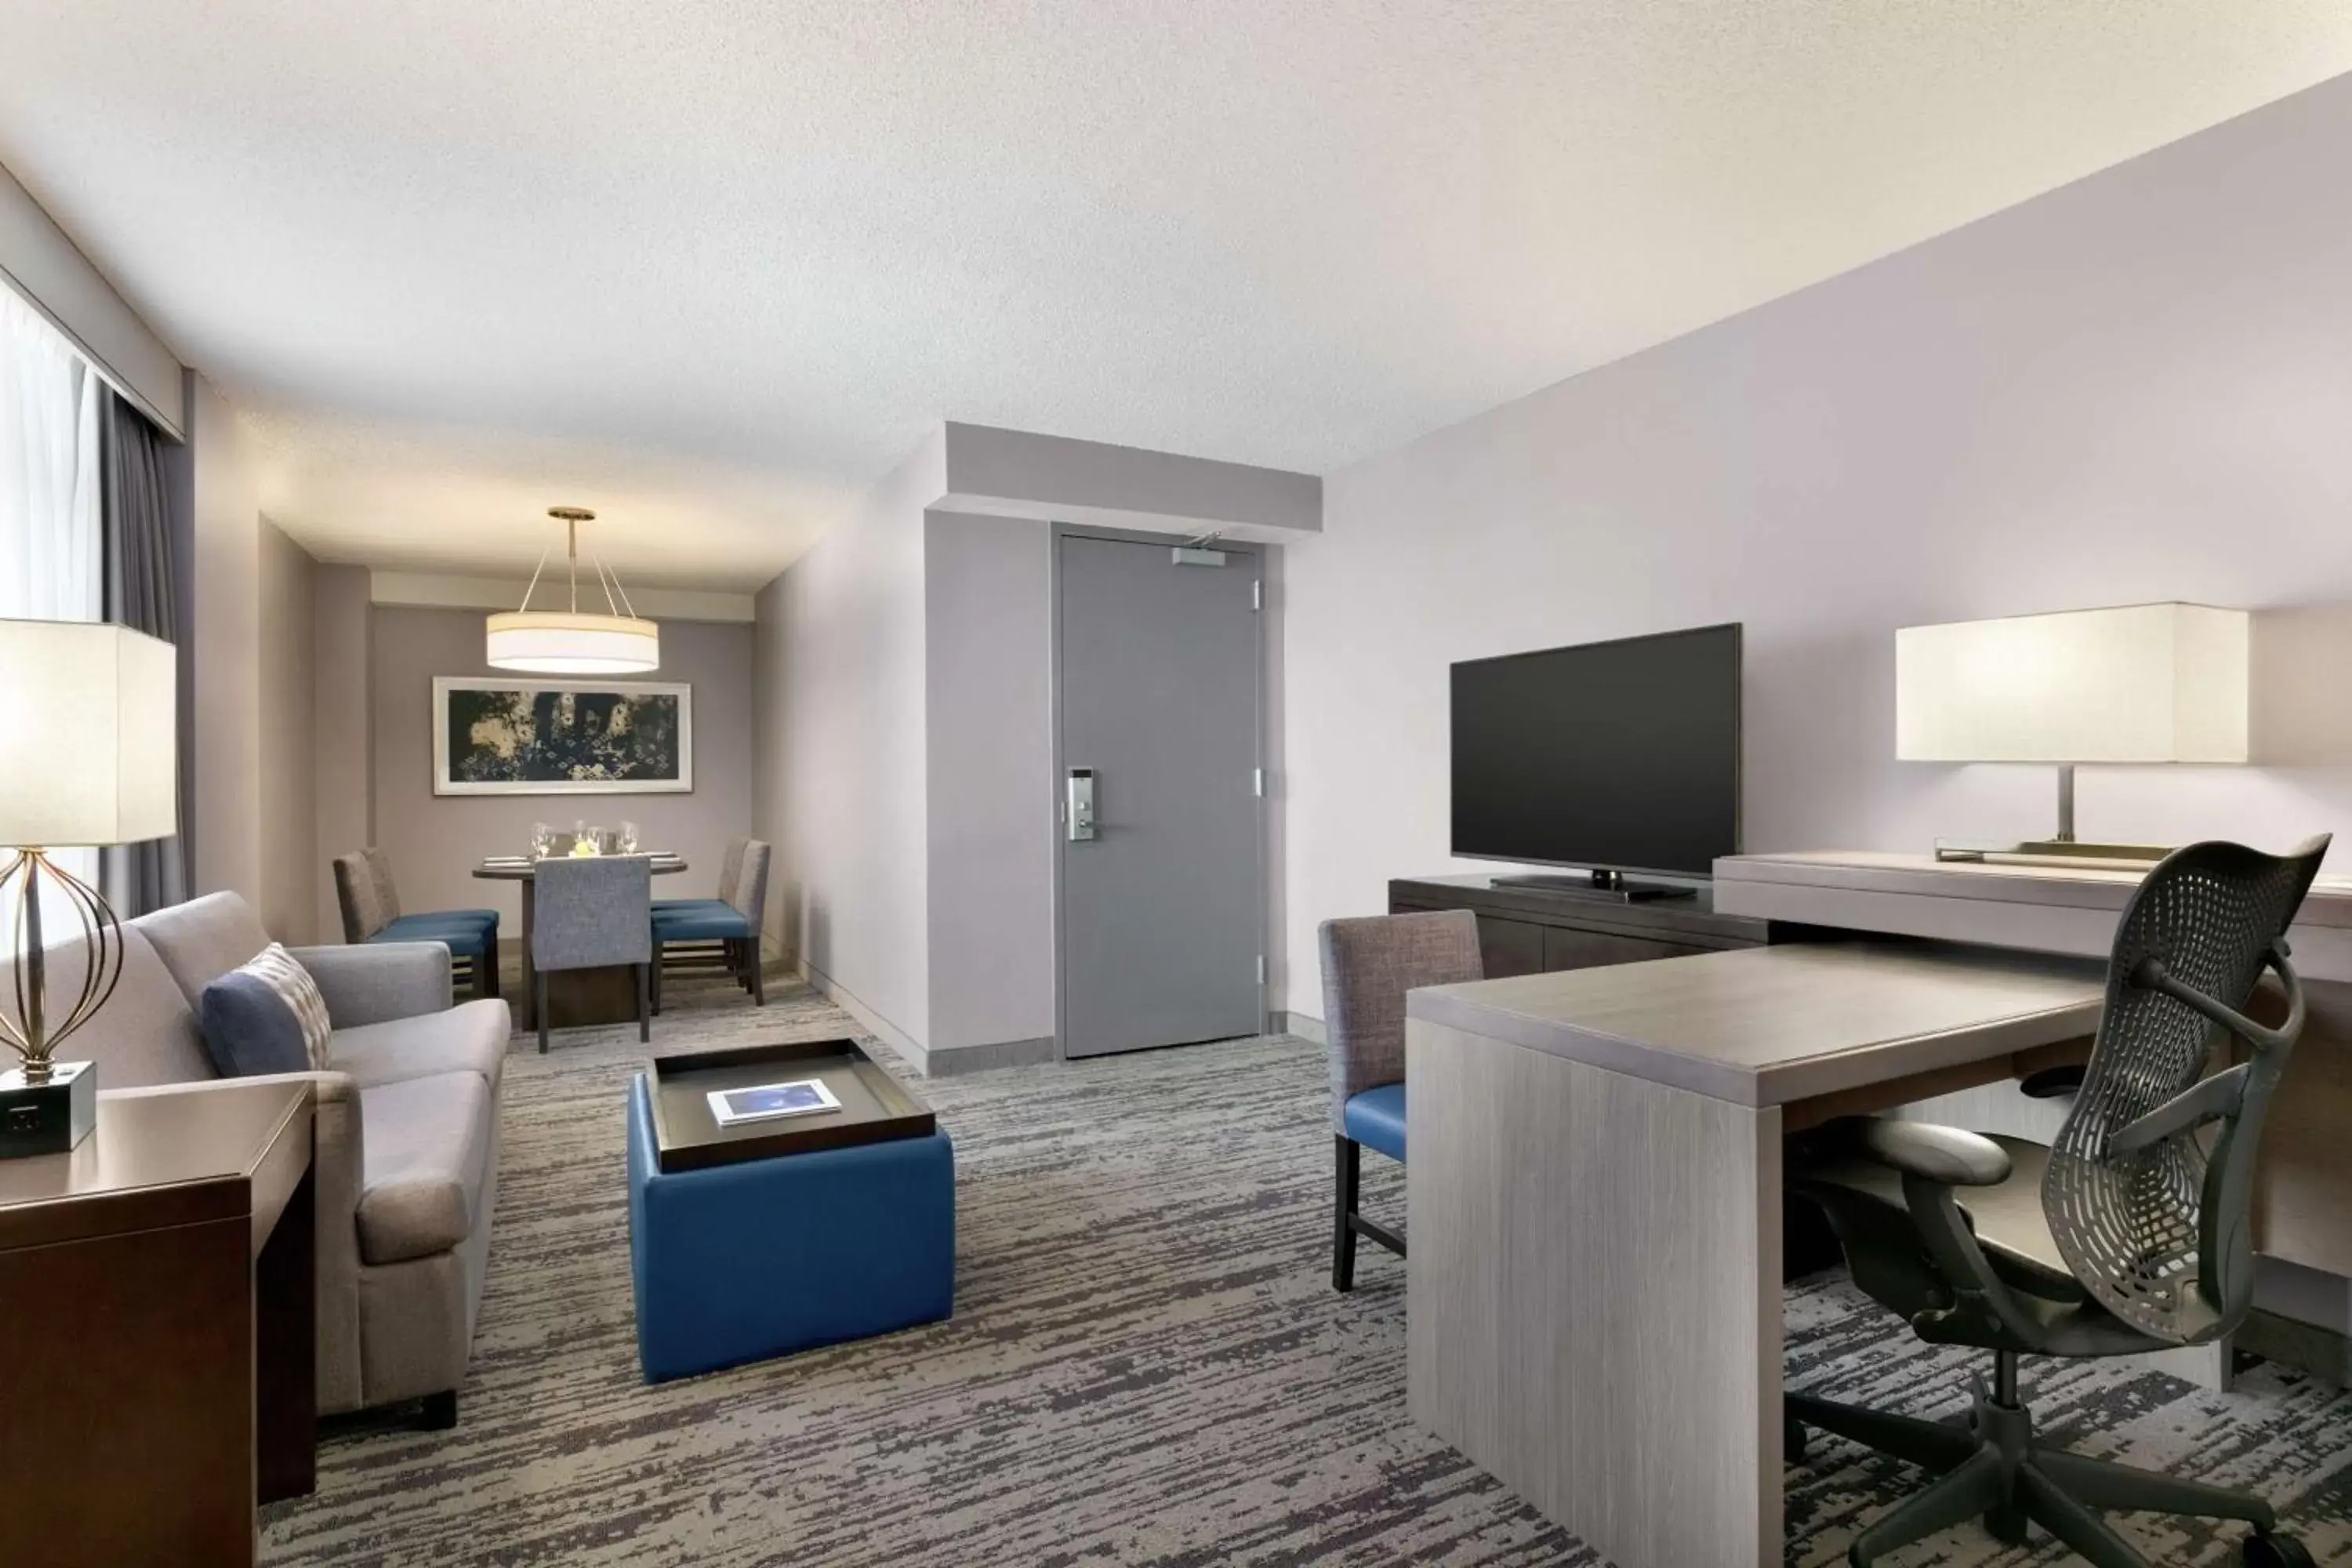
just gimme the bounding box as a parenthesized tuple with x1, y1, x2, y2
(485, 611, 660, 674)
(0, 619, 179, 847)
(1896, 603, 2248, 764)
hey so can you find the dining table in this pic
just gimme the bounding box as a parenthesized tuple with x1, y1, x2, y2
(473, 853, 688, 1030)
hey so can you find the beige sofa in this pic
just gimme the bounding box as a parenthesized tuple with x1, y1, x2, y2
(64, 891, 507, 1425)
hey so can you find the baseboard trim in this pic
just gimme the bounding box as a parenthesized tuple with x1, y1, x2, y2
(924, 1036, 1058, 1076)
(1278, 1011, 1325, 1044)
(795, 959, 932, 1076)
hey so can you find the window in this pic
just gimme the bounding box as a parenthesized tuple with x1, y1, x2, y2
(0, 284, 105, 947)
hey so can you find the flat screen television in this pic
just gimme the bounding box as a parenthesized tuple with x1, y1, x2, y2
(1450, 622, 1741, 883)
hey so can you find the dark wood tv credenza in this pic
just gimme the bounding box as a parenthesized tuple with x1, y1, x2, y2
(1387, 873, 1770, 978)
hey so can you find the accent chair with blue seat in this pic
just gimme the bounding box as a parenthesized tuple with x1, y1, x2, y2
(651, 839, 771, 1010)
(1318, 909, 1483, 1291)
(334, 849, 501, 1001)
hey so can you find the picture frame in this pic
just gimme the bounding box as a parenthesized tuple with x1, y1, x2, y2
(432, 677, 694, 796)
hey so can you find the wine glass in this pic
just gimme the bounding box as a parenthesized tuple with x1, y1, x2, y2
(530, 822, 553, 859)
(619, 820, 640, 854)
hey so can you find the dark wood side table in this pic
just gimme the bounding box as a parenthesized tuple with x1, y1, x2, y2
(0, 1079, 317, 1568)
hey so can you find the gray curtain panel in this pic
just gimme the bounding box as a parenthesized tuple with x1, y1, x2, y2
(100, 391, 191, 914)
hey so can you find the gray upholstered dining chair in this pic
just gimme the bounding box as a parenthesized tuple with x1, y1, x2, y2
(332, 849, 500, 1001)
(1318, 909, 1483, 1291)
(1787, 836, 2330, 1568)
(652, 839, 771, 1011)
(530, 854, 653, 1054)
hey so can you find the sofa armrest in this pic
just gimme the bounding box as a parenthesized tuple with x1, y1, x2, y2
(288, 943, 452, 1027)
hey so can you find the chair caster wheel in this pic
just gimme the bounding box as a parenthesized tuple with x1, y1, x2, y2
(2243, 1530, 2315, 1568)
(1784, 1413, 1808, 1464)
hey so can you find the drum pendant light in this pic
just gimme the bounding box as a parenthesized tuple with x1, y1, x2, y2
(485, 506, 661, 674)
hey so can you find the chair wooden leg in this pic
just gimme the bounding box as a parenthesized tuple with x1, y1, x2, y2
(650, 943, 663, 1015)
(637, 962, 652, 1044)
(1333, 1135, 1360, 1292)
(535, 972, 549, 1054)
(481, 942, 501, 1000)
(750, 940, 764, 1005)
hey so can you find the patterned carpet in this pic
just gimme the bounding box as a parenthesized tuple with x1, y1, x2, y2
(260, 971, 2352, 1566)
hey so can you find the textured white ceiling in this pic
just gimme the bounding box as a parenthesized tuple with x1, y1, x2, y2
(2, 3, 2347, 590)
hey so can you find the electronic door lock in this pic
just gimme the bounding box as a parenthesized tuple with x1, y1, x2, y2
(1066, 768, 1097, 841)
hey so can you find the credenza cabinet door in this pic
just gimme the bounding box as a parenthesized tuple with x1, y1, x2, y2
(1541, 926, 1707, 974)
(1475, 916, 1546, 978)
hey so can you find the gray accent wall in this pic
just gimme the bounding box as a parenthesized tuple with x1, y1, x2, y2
(183, 372, 265, 920)
(938, 421, 1322, 539)
(924, 511, 1054, 1054)
(754, 426, 1309, 1062)
(312, 564, 373, 940)
(1282, 73, 2352, 1000)
(256, 517, 318, 942)
(368, 605, 755, 928)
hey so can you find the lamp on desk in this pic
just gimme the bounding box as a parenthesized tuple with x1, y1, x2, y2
(1896, 602, 2249, 866)
(0, 619, 179, 1157)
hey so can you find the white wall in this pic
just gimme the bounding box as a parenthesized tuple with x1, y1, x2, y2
(755, 434, 942, 1054)
(1283, 74, 2352, 1009)
(924, 511, 1054, 1053)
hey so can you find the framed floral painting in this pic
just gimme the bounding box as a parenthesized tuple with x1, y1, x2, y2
(432, 677, 692, 795)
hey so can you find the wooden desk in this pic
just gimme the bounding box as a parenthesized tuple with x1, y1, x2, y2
(474, 852, 687, 1029)
(1717, 851, 2352, 1279)
(0, 1080, 317, 1568)
(1405, 941, 2107, 1568)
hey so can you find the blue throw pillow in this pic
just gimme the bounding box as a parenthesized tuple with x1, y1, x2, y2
(198, 945, 332, 1077)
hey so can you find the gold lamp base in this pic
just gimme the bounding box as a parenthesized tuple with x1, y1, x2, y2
(1931, 764, 2173, 872)
(2, 848, 126, 1146)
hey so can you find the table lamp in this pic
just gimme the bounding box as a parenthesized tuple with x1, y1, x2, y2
(0, 619, 179, 1157)
(1896, 602, 2249, 866)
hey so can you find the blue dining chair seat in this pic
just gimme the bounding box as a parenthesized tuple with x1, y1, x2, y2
(1341, 1083, 1406, 1163)
(652, 897, 731, 918)
(373, 914, 492, 958)
(652, 906, 758, 942)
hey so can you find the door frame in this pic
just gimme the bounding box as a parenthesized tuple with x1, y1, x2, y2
(1049, 521, 1269, 1060)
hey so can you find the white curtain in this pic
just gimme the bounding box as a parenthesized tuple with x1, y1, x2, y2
(0, 285, 105, 956)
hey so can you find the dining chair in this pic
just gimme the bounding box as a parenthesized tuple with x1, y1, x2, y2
(531, 854, 653, 1053)
(332, 848, 500, 1000)
(654, 837, 746, 920)
(1318, 909, 1483, 1291)
(651, 840, 771, 1012)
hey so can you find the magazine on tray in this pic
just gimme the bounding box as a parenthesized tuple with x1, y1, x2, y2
(706, 1077, 842, 1127)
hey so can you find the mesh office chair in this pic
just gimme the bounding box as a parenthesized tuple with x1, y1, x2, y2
(1787, 835, 2330, 1568)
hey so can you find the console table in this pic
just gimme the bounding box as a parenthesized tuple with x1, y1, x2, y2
(0, 1080, 317, 1567)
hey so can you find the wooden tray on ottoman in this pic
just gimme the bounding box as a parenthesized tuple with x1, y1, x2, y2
(644, 1039, 935, 1173)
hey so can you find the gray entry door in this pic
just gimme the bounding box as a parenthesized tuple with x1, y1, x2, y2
(1058, 532, 1263, 1058)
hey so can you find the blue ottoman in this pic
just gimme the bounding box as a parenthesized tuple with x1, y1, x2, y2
(626, 1073, 955, 1382)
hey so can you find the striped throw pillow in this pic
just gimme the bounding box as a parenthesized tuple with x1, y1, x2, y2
(244, 942, 334, 1070)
